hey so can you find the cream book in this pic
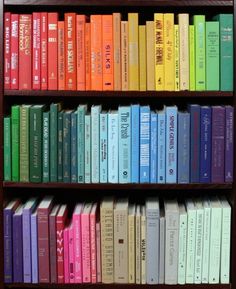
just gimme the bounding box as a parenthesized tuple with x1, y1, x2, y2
(146, 21, 155, 91)
(178, 203, 187, 285)
(135, 204, 141, 284)
(202, 198, 211, 283)
(128, 204, 136, 283)
(141, 206, 146, 284)
(121, 21, 129, 91)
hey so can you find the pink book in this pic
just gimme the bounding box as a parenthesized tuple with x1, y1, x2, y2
(41, 12, 47, 90)
(4, 12, 11, 89)
(10, 14, 19, 90)
(32, 12, 41, 90)
(96, 217, 101, 283)
(69, 222, 75, 283)
(63, 227, 69, 284)
(81, 203, 93, 283)
(90, 203, 98, 283)
(73, 203, 83, 283)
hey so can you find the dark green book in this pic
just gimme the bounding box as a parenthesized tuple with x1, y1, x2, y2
(11, 105, 20, 182)
(4, 117, 11, 181)
(43, 111, 50, 183)
(58, 111, 63, 182)
(63, 110, 73, 183)
(30, 105, 44, 182)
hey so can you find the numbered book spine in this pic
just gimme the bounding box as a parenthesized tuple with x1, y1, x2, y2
(10, 14, 19, 89)
(85, 114, 91, 183)
(157, 111, 166, 183)
(71, 111, 77, 183)
(189, 25, 195, 91)
(11, 105, 20, 181)
(100, 113, 108, 183)
(43, 112, 49, 182)
(131, 105, 140, 183)
(108, 112, 118, 183)
(4, 117, 11, 181)
(150, 113, 157, 183)
(225, 106, 234, 183)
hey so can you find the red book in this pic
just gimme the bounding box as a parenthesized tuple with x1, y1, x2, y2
(10, 14, 19, 90)
(76, 15, 86, 91)
(19, 14, 32, 90)
(33, 13, 41, 90)
(85, 23, 91, 91)
(58, 21, 65, 90)
(56, 205, 68, 283)
(4, 12, 11, 89)
(41, 12, 48, 90)
(65, 13, 77, 90)
(48, 13, 58, 90)
(37, 196, 54, 283)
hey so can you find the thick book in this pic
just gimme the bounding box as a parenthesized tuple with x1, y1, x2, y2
(4, 12, 11, 89)
(157, 109, 166, 183)
(4, 117, 11, 181)
(202, 198, 211, 283)
(131, 104, 140, 183)
(32, 13, 41, 90)
(63, 116, 72, 181)
(121, 21, 128, 91)
(85, 114, 91, 183)
(128, 204, 136, 283)
(150, 112, 157, 183)
(139, 25, 146, 91)
(10, 14, 19, 89)
(108, 111, 118, 183)
(58, 21, 65, 90)
(11, 105, 20, 181)
(113, 13, 121, 90)
(71, 111, 77, 183)
(146, 21, 155, 90)
(41, 12, 48, 89)
(42, 112, 50, 182)
(90, 203, 98, 283)
(135, 205, 141, 284)
(76, 15, 86, 90)
(178, 203, 187, 284)
(100, 112, 108, 183)
(225, 106, 234, 183)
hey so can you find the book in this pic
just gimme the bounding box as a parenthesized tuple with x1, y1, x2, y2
(131, 104, 140, 183)
(96, 218, 101, 283)
(85, 114, 91, 183)
(150, 112, 157, 183)
(202, 198, 211, 283)
(113, 13, 121, 90)
(32, 13, 41, 90)
(71, 111, 77, 183)
(31, 212, 38, 283)
(146, 21, 155, 91)
(135, 205, 141, 284)
(76, 15, 86, 90)
(4, 12, 11, 89)
(68, 222, 74, 283)
(41, 12, 48, 89)
(189, 25, 195, 91)
(99, 112, 108, 183)
(10, 14, 19, 90)
(141, 206, 146, 284)
(85, 23, 91, 90)
(63, 110, 72, 183)
(108, 111, 118, 183)
(58, 111, 63, 182)
(174, 24, 180, 91)
(157, 109, 166, 183)
(42, 112, 50, 182)
(159, 209, 165, 284)
(121, 21, 128, 91)
(139, 25, 146, 91)
(63, 226, 69, 283)
(58, 21, 65, 90)
(178, 203, 187, 284)
(4, 117, 11, 181)
(90, 203, 98, 283)
(225, 106, 234, 183)
(11, 105, 20, 182)
(128, 204, 136, 283)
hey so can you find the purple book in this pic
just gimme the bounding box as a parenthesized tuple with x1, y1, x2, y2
(23, 198, 38, 283)
(4, 199, 20, 283)
(225, 106, 234, 183)
(13, 205, 23, 283)
(31, 211, 38, 283)
(211, 106, 226, 183)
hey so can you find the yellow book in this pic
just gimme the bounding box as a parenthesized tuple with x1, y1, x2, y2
(128, 204, 136, 283)
(154, 13, 164, 90)
(146, 21, 155, 90)
(189, 25, 195, 91)
(113, 13, 121, 90)
(128, 13, 139, 90)
(139, 25, 147, 91)
(174, 24, 180, 91)
(121, 21, 129, 91)
(164, 13, 175, 91)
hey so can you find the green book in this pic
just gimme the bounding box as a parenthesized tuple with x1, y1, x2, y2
(206, 22, 219, 91)
(57, 111, 63, 182)
(189, 25, 195, 91)
(4, 117, 11, 181)
(30, 105, 44, 183)
(20, 105, 31, 182)
(63, 110, 73, 183)
(85, 113, 91, 183)
(43, 111, 50, 183)
(213, 14, 233, 91)
(77, 105, 87, 183)
(11, 105, 20, 182)
(194, 15, 206, 91)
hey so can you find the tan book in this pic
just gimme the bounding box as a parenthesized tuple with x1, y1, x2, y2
(121, 21, 129, 91)
(128, 204, 136, 283)
(100, 196, 114, 283)
(141, 206, 146, 284)
(114, 198, 129, 283)
(113, 13, 121, 90)
(139, 25, 146, 91)
(135, 204, 141, 284)
(178, 14, 189, 90)
(146, 21, 155, 90)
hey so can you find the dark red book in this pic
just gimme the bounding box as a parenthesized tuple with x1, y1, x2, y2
(41, 12, 48, 90)
(32, 12, 41, 90)
(10, 14, 19, 90)
(4, 12, 11, 89)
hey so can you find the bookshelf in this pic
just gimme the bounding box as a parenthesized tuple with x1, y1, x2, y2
(0, 0, 235, 288)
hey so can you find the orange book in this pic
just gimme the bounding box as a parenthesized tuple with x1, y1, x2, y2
(113, 13, 121, 90)
(76, 15, 86, 91)
(58, 21, 65, 90)
(65, 13, 76, 90)
(91, 15, 102, 91)
(102, 15, 113, 91)
(85, 23, 91, 90)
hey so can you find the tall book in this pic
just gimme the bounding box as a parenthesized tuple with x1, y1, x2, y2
(76, 15, 86, 90)
(159, 209, 165, 284)
(113, 13, 121, 90)
(121, 21, 128, 91)
(178, 203, 187, 284)
(4, 12, 11, 89)
(225, 106, 234, 183)
(85, 114, 91, 183)
(135, 205, 141, 284)
(68, 222, 74, 283)
(96, 216, 102, 283)
(4, 117, 11, 181)
(42, 112, 50, 182)
(63, 226, 69, 283)
(131, 104, 140, 183)
(71, 111, 77, 183)
(128, 204, 136, 283)
(58, 21, 65, 90)
(146, 21, 155, 90)
(189, 25, 195, 91)
(41, 12, 48, 89)
(90, 203, 98, 283)
(31, 211, 39, 283)
(63, 110, 72, 183)
(10, 14, 19, 89)
(11, 105, 20, 182)
(202, 198, 211, 283)
(32, 13, 41, 90)
(57, 111, 63, 182)
(85, 23, 91, 90)
(139, 25, 146, 91)
(141, 206, 146, 284)
(108, 111, 118, 183)
(150, 112, 157, 183)
(157, 109, 166, 183)
(100, 112, 108, 183)
(174, 24, 180, 91)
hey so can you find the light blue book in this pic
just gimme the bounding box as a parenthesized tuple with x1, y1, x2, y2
(131, 104, 140, 183)
(31, 211, 38, 283)
(166, 106, 177, 183)
(108, 111, 118, 183)
(85, 114, 91, 183)
(100, 112, 108, 183)
(140, 106, 150, 183)
(71, 111, 77, 183)
(157, 109, 166, 183)
(77, 105, 87, 183)
(91, 105, 101, 183)
(118, 106, 131, 183)
(150, 112, 157, 183)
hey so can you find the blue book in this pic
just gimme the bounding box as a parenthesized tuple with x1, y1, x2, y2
(118, 106, 131, 183)
(108, 111, 118, 183)
(85, 114, 91, 183)
(200, 106, 212, 183)
(100, 112, 108, 183)
(71, 111, 77, 183)
(189, 104, 201, 183)
(31, 211, 38, 284)
(150, 112, 157, 183)
(131, 104, 140, 183)
(57, 111, 63, 182)
(63, 110, 72, 183)
(157, 110, 166, 183)
(140, 106, 150, 183)
(166, 106, 178, 183)
(178, 112, 190, 183)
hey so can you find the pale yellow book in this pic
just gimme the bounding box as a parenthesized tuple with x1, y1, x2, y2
(128, 13, 139, 90)
(174, 24, 180, 91)
(128, 204, 136, 283)
(121, 21, 129, 91)
(154, 13, 164, 90)
(139, 25, 147, 91)
(113, 13, 121, 90)
(178, 13, 189, 90)
(100, 197, 114, 283)
(141, 206, 146, 284)
(146, 21, 155, 90)
(135, 205, 141, 284)
(164, 13, 175, 91)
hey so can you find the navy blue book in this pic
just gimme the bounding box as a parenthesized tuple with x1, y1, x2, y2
(63, 110, 72, 183)
(57, 111, 63, 182)
(188, 104, 200, 183)
(200, 106, 212, 183)
(71, 111, 78, 183)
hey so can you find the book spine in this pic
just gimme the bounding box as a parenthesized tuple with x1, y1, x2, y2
(85, 23, 91, 90)
(150, 113, 157, 183)
(73, 214, 82, 283)
(202, 205, 211, 283)
(178, 213, 187, 284)
(159, 216, 165, 284)
(4, 209, 13, 283)
(128, 214, 135, 283)
(32, 13, 41, 90)
(174, 24, 180, 91)
(146, 21, 155, 90)
(49, 214, 57, 283)
(81, 214, 91, 283)
(23, 209, 32, 282)
(63, 112, 71, 183)
(31, 213, 38, 283)
(189, 25, 195, 91)
(10, 14, 19, 89)
(179, 14, 189, 90)
(4, 117, 11, 181)
(57, 216, 65, 283)
(69, 226, 75, 283)
(50, 103, 58, 182)
(13, 213, 23, 282)
(139, 25, 146, 91)
(121, 21, 129, 91)
(63, 228, 69, 283)
(11, 106, 20, 182)
(108, 113, 118, 183)
(71, 112, 77, 183)
(42, 112, 50, 182)
(57, 111, 63, 182)
(157, 112, 166, 183)
(41, 12, 48, 90)
(131, 105, 140, 183)
(141, 213, 146, 284)
(58, 21, 65, 90)
(100, 113, 108, 183)
(90, 213, 97, 283)
(76, 15, 86, 90)
(194, 207, 204, 283)
(186, 208, 196, 283)
(85, 114, 91, 183)
(96, 221, 101, 282)
(113, 13, 121, 90)
(4, 12, 11, 89)
(225, 106, 234, 182)
(135, 212, 141, 284)
(77, 106, 86, 183)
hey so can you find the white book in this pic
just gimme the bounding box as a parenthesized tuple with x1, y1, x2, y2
(178, 203, 187, 285)
(185, 198, 196, 283)
(141, 206, 146, 284)
(135, 205, 141, 284)
(159, 209, 165, 284)
(108, 111, 118, 183)
(128, 204, 136, 283)
(220, 196, 231, 284)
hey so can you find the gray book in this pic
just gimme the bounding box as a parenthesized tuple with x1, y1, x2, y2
(159, 208, 165, 284)
(146, 197, 160, 284)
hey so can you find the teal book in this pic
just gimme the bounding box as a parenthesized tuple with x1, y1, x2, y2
(63, 110, 72, 183)
(4, 117, 11, 181)
(42, 112, 50, 183)
(194, 15, 206, 91)
(85, 114, 91, 183)
(77, 105, 87, 183)
(71, 111, 77, 183)
(214, 14, 233, 91)
(29, 105, 44, 183)
(11, 105, 20, 182)
(100, 112, 108, 183)
(118, 106, 131, 183)
(57, 111, 63, 182)
(206, 22, 219, 91)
